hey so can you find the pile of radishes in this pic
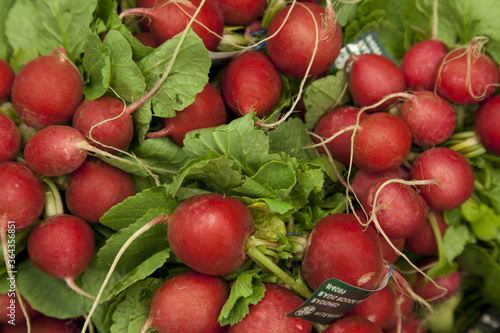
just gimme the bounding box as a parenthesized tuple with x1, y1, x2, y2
(1, 0, 500, 332)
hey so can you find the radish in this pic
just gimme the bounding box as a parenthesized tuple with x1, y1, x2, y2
(347, 283, 396, 329)
(361, 176, 428, 239)
(399, 90, 456, 147)
(383, 313, 427, 333)
(266, 2, 342, 78)
(0, 294, 41, 325)
(383, 277, 416, 330)
(352, 112, 412, 173)
(215, 0, 267, 26)
(221, 51, 281, 118)
(0, 114, 20, 163)
(27, 214, 95, 299)
(378, 235, 405, 264)
(134, 32, 160, 48)
(323, 315, 383, 333)
(312, 106, 367, 166)
(405, 210, 447, 257)
(0, 58, 15, 102)
(474, 94, 500, 156)
(301, 213, 385, 291)
(65, 157, 136, 223)
(348, 54, 405, 112)
(409, 147, 474, 211)
(350, 167, 408, 200)
(228, 283, 313, 333)
(135, 0, 162, 32)
(120, 0, 224, 51)
(433, 37, 499, 105)
(167, 193, 254, 276)
(30, 316, 82, 333)
(146, 82, 227, 145)
(146, 270, 230, 333)
(413, 265, 462, 304)
(401, 39, 448, 91)
(10, 47, 84, 129)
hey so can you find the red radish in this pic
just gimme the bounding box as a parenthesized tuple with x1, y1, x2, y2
(384, 278, 415, 330)
(147, 270, 230, 333)
(378, 236, 405, 264)
(134, 32, 160, 48)
(474, 94, 500, 156)
(323, 315, 383, 333)
(266, 2, 342, 78)
(146, 82, 227, 145)
(383, 313, 427, 333)
(350, 167, 408, 200)
(135, 0, 162, 32)
(10, 47, 84, 129)
(215, 0, 267, 26)
(167, 193, 254, 276)
(401, 39, 448, 91)
(362, 177, 428, 239)
(348, 54, 405, 112)
(65, 157, 136, 223)
(0, 114, 20, 163)
(0, 58, 15, 102)
(413, 266, 462, 304)
(399, 91, 456, 147)
(433, 38, 499, 105)
(347, 283, 396, 329)
(409, 147, 474, 211)
(301, 213, 385, 291)
(121, 0, 224, 51)
(0, 162, 45, 232)
(30, 316, 82, 333)
(27, 214, 95, 298)
(352, 112, 412, 173)
(312, 106, 367, 166)
(405, 210, 447, 257)
(221, 51, 281, 118)
(229, 283, 312, 333)
(0, 294, 41, 325)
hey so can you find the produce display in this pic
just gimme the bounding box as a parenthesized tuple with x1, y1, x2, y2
(1, 0, 500, 332)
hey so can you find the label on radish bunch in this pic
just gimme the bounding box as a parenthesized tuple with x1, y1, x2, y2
(287, 267, 392, 325)
(333, 31, 394, 71)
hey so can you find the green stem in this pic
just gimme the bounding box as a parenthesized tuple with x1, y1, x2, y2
(41, 177, 64, 217)
(246, 238, 313, 299)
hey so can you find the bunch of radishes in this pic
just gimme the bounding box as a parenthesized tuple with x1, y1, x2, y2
(1, 0, 500, 332)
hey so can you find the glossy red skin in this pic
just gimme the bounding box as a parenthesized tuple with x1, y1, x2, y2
(11, 50, 83, 129)
(348, 54, 405, 112)
(0, 162, 45, 231)
(383, 313, 427, 333)
(350, 167, 408, 200)
(324, 315, 383, 333)
(72, 96, 134, 154)
(405, 210, 447, 257)
(384, 280, 415, 329)
(347, 283, 396, 329)
(134, 32, 160, 48)
(65, 157, 136, 223)
(409, 147, 475, 211)
(266, 3, 342, 78)
(378, 236, 405, 264)
(24, 125, 88, 177)
(28, 214, 95, 280)
(0, 294, 41, 325)
(401, 39, 448, 91)
(215, 0, 267, 25)
(150, 270, 229, 333)
(475, 94, 500, 156)
(313, 106, 366, 166)
(352, 112, 412, 173)
(168, 193, 254, 276)
(155, 82, 227, 145)
(434, 47, 499, 105)
(362, 177, 428, 239)
(399, 91, 456, 147)
(302, 213, 385, 291)
(0, 114, 20, 163)
(149, 0, 224, 51)
(136, 0, 163, 32)
(30, 316, 82, 333)
(229, 283, 312, 333)
(221, 51, 281, 118)
(0, 58, 15, 102)
(413, 268, 462, 304)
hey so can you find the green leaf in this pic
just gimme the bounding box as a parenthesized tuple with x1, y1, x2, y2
(303, 71, 350, 130)
(268, 117, 318, 162)
(5, 0, 38, 57)
(100, 185, 177, 231)
(218, 270, 266, 326)
(443, 224, 477, 263)
(248, 202, 287, 242)
(136, 29, 211, 118)
(82, 33, 112, 100)
(103, 29, 146, 102)
(0, 0, 15, 60)
(17, 259, 87, 319)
